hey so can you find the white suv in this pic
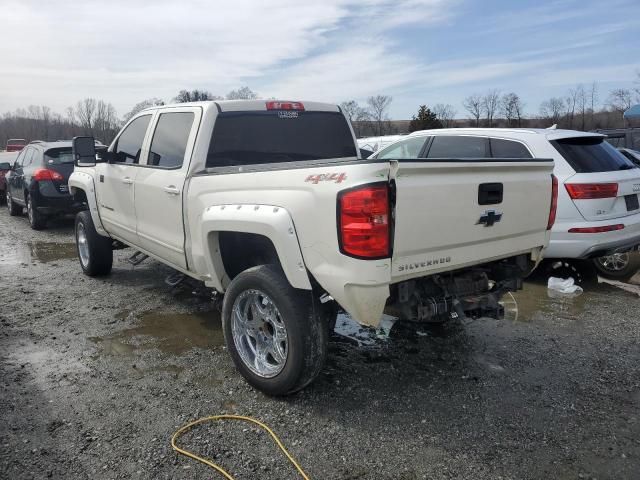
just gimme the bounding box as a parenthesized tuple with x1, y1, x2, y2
(371, 128, 640, 281)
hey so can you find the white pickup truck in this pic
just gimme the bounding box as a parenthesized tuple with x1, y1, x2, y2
(69, 100, 556, 395)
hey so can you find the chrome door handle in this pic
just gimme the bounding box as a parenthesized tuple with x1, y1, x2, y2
(164, 186, 180, 195)
(122, 177, 134, 185)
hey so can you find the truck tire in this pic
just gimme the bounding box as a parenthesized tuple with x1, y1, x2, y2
(75, 210, 113, 276)
(6, 190, 22, 216)
(222, 264, 328, 396)
(26, 194, 47, 230)
(592, 252, 640, 282)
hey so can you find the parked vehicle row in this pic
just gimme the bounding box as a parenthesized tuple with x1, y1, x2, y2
(370, 128, 640, 281)
(4, 100, 638, 396)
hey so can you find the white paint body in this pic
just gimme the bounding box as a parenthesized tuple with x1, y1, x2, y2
(397, 128, 640, 260)
(70, 102, 553, 327)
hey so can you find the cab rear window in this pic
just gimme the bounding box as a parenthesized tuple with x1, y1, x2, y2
(206, 111, 356, 168)
(45, 148, 74, 165)
(551, 137, 635, 173)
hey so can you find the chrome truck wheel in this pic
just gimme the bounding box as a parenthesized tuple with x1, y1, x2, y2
(231, 289, 288, 378)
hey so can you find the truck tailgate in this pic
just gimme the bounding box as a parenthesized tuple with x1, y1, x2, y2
(390, 160, 554, 281)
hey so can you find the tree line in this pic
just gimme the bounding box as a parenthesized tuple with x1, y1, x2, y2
(0, 87, 260, 149)
(1, 75, 639, 149)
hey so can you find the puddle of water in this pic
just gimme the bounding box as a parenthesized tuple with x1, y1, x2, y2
(0, 241, 76, 265)
(91, 309, 224, 357)
(333, 313, 397, 345)
(510, 282, 588, 323)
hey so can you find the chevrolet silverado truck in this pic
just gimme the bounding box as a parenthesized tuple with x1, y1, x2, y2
(69, 100, 556, 395)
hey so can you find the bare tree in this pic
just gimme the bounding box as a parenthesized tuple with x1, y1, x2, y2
(634, 71, 640, 102)
(226, 87, 259, 100)
(608, 88, 633, 114)
(75, 98, 97, 132)
(124, 98, 165, 121)
(575, 84, 587, 131)
(564, 88, 580, 129)
(93, 101, 119, 143)
(500, 93, 523, 127)
(462, 94, 482, 127)
(433, 103, 456, 127)
(539, 97, 565, 125)
(366, 95, 393, 136)
(589, 82, 599, 128)
(482, 89, 500, 127)
(340, 100, 370, 136)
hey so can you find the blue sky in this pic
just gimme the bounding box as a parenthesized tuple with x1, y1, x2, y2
(1, 0, 638, 119)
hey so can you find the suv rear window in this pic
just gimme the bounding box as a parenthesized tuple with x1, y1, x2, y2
(551, 137, 635, 173)
(426, 136, 488, 159)
(45, 148, 74, 165)
(206, 111, 356, 168)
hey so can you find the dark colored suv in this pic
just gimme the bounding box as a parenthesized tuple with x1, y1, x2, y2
(5, 141, 86, 229)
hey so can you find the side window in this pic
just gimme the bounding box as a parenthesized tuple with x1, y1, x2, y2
(376, 137, 427, 159)
(113, 115, 152, 164)
(490, 138, 532, 158)
(14, 148, 27, 168)
(147, 112, 195, 168)
(426, 136, 488, 159)
(22, 148, 35, 167)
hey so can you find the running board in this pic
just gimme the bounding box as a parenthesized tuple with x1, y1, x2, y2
(127, 251, 149, 266)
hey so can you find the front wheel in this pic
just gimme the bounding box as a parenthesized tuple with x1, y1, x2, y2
(75, 211, 113, 276)
(222, 264, 328, 396)
(593, 252, 640, 282)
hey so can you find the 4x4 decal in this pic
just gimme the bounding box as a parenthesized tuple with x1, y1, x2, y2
(305, 172, 347, 184)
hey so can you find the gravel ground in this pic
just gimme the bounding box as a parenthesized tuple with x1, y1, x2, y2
(1, 209, 639, 480)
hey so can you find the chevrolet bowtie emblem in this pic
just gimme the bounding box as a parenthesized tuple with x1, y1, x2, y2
(477, 210, 502, 227)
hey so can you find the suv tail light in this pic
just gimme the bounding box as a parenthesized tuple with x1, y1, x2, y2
(568, 224, 624, 233)
(33, 168, 64, 182)
(565, 182, 618, 199)
(338, 183, 390, 259)
(266, 101, 305, 111)
(547, 174, 558, 230)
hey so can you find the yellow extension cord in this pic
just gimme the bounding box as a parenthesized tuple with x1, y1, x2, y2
(171, 415, 311, 480)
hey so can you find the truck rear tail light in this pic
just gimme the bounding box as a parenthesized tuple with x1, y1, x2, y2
(565, 183, 618, 199)
(568, 224, 624, 233)
(33, 168, 64, 182)
(266, 101, 305, 111)
(338, 183, 390, 259)
(547, 174, 558, 230)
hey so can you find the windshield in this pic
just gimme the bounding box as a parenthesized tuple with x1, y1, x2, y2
(45, 148, 74, 165)
(551, 137, 636, 173)
(206, 111, 356, 168)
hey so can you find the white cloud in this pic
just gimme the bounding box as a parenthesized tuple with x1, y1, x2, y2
(0, 0, 455, 115)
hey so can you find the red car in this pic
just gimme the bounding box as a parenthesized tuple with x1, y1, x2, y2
(0, 152, 17, 203)
(6, 139, 27, 152)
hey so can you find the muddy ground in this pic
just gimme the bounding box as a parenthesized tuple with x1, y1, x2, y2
(1, 210, 639, 480)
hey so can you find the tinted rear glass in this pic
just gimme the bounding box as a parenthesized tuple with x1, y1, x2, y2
(206, 111, 356, 168)
(490, 138, 532, 158)
(552, 137, 635, 173)
(426, 136, 488, 158)
(45, 148, 74, 165)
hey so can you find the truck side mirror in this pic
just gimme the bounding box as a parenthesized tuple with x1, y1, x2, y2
(0, 162, 10, 171)
(72, 136, 97, 167)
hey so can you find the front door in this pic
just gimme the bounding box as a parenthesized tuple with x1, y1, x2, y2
(134, 108, 199, 269)
(95, 114, 152, 244)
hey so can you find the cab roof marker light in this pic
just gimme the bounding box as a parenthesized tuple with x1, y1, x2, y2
(266, 101, 305, 111)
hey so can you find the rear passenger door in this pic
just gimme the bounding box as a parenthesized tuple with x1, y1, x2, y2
(134, 107, 200, 269)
